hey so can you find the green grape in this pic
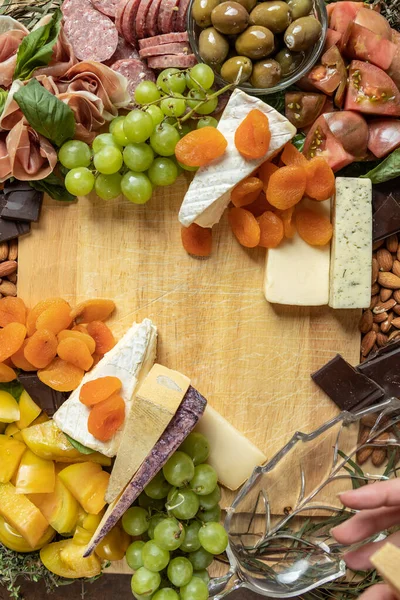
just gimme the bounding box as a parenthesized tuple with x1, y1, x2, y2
(154, 517, 185, 551)
(167, 488, 199, 520)
(131, 567, 161, 597)
(65, 167, 95, 196)
(180, 576, 209, 600)
(163, 452, 195, 487)
(95, 173, 122, 200)
(190, 63, 215, 89)
(152, 588, 179, 600)
(186, 89, 218, 115)
(145, 471, 171, 500)
(92, 133, 122, 153)
(132, 592, 153, 600)
(180, 520, 201, 553)
(135, 81, 161, 104)
(150, 124, 180, 157)
(58, 140, 91, 169)
(142, 540, 170, 572)
(126, 540, 145, 570)
(121, 171, 153, 204)
(198, 485, 221, 511)
(197, 504, 221, 523)
(122, 507, 149, 536)
(148, 157, 178, 187)
(179, 433, 210, 465)
(139, 493, 165, 512)
(187, 547, 213, 570)
(190, 464, 218, 496)
(112, 119, 130, 146)
(124, 109, 154, 143)
(178, 161, 198, 172)
(160, 95, 186, 118)
(198, 522, 228, 555)
(157, 68, 187, 94)
(145, 105, 164, 127)
(193, 570, 210, 585)
(93, 145, 123, 175)
(178, 123, 193, 138)
(197, 117, 218, 129)
(167, 556, 193, 587)
(123, 143, 154, 172)
(110, 115, 125, 134)
(148, 514, 166, 539)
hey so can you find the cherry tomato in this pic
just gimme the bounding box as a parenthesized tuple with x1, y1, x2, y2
(95, 523, 131, 562)
(345, 60, 400, 117)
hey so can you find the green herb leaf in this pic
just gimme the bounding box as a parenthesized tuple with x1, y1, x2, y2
(292, 132, 306, 152)
(65, 434, 95, 454)
(13, 9, 62, 81)
(361, 148, 400, 184)
(337, 160, 381, 178)
(30, 172, 76, 202)
(0, 381, 24, 402)
(0, 90, 8, 118)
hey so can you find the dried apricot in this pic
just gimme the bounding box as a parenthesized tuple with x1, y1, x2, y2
(305, 157, 335, 201)
(91, 353, 102, 368)
(80, 376, 122, 407)
(257, 212, 284, 248)
(11, 340, 37, 371)
(175, 127, 227, 167)
(181, 224, 212, 258)
(0, 297, 26, 327)
(88, 393, 125, 442)
(295, 208, 333, 246)
(35, 301, 72, 335)
(234, 109, 271, 159)
(228, 207, 260, 248)
(86, 321, 115, 355)
(58, 330, 96, 354)
(24, 329, 58, 369)
(26, 298, 68, 337)
(231, 177, 263, 208)
(0, 362, 17, 382)
(70, 299, 116, 324)
(246, 191, 275, 217)
(266, 165, 307, 210)
(37, 358, 85, 392)
(0, 323, 26, 363)
(281, 143, 308, 167)
(278, 207, 296, 239)
(258, 162, 279, 192)
(72, 325, 88, 334)
(57, 337, 94, 371)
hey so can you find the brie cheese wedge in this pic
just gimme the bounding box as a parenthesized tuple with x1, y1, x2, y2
(178, 88, 296, 228)
(53, 318, 157, 457)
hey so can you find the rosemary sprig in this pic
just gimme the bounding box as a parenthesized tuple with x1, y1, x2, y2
(0, 0, 62, 29)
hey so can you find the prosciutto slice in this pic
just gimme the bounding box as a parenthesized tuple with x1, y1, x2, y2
(7, 119, 57, 181)
(57, 90, 105, 143)
(34, 27, 78, 79)
(0, 133, 11, 182)
(0, 30, 27, 88)
(0, 77, 59, 131)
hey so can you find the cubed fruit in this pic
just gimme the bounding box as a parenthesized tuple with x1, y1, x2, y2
(28, 476, 79, 534)
(16, 391, 41, 429)
(58, 462, 109, 515)
(5, 423, 24, 441)
(15, 449, 55, 494)
(82, 510, 105, 533)
(0, 514, 55, 552)
(31, 413, 50, 426)
(0, 435, 26, 483)
(0, 482, 50, 547)
(40, 539, 101, 579)
(0, 391, 20, 423)
(73, 525, 92, 546)
(95, 523, 131, 562)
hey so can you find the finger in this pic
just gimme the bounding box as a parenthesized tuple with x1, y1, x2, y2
(358, 584, 396, 600)
(339, 480, 400, 510)
(332, 506, 400, 544)
(344, 531, 400, 571)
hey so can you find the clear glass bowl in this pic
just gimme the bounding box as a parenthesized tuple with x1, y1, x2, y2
(187, 0, 328, 96)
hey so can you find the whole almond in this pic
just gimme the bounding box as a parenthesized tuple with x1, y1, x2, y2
(397, 245, 400, 261)
(373, 240, 384, 251)
(370, 295, 379, 310)
(373, 299, 397, 314)
(372, 257, 379, 284)
(394, 305, 400, 316)
(376, 332, 388, 347)
(359, 310, 373, 333)
(7, 239, 17, 261)
(7, 273, 17, 284)
(357, 446, 373, 465)
(377, 248, 393, 271)
(378, 272, 400, 289)
(0, 242, 8, 262)
(373, 312, 388, 323)
(381, 314, 394, 333)
(361, 414, 379, 427)
(0, 260, 17, 278)
(380, 288, 393, 302)
(371, 282, 380, 295)
(389, 329, 400, 341)
(372, 322, 380, 333)
(391, 317, 400, 329)
(394, 290, 400, 303)
(358, 425, 371, 444)
(361, 330, 377, 356)
(386, 234, 398, 253)
(0, 281, 16, 297)
(371, 448, 387, 467)
(393, 260, 400, 278)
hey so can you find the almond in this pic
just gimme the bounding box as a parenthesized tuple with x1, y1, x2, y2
(378, 272, 400, 289)
(357, 446, 373, 465)
(389, 329, 400, 341)
(7, 273, 17, 284)
(361, 330, 377, 356)
(370, 295, 379, 310)
(393, 260, 400, 278)
(371, 282, 380, 295)
(0, 242, 8, 262)
(380, 288, 393, 302)
(372, 322, 380, 333)
(371, 257, 379, 284)
(359, 310, 373, 333)
(361, 414, 379, 427)
(373, 312, 388, 323)
(373, 240, 384, 251)
(373, 299, 397, 314)
(0, 281, 16, 297)
(394, 290, 400, 303)
(397, 245, 400, 261)
(391, 317, 400, 329)
(7, 239, 17, 262)
(371, 448, 387, 467)
(381, 314, 393, 333)
(386, 234, 398, 253)
(394, 305, 400, 316)
(0, 260, 17, 278)
(377, 248, 393, 271)
(358, 425, 371, 444)
(376, 332, 388, 347)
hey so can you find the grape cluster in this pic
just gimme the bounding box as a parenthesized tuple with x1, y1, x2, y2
(58, 65, 220, 204)
(121, 432, 228, 600)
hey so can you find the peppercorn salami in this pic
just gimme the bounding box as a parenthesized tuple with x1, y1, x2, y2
(138, 31, 189, 49)
(139, 41, 190, 58)
(147, 53, 197, 69)
(175, 0, 190, 32)
(121, 0, 141, 46)
(135, 0, 153, 39)
(145, 0, 163, 37)
(90, 0, 119, 17)
(158, 0, 180, 35)
(104, 36, 139, 66)
(64, 8, 118, 62)
(111, 58, 155, 100)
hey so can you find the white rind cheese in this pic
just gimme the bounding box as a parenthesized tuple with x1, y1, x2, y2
(329, 177, 372, 309)
(53, 319, 157, 457)
(264, 198, 331, 306)
(178, 88, 296, 228)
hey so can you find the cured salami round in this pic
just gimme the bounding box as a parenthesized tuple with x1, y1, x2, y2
(135, 0, 153, 39)
(158, 0, 180, 35)
(138, 31, 189, 50)
(139, 41, 190, 58)
(111, 58, 155, 100)
(147, 54, 197, 69)
(104, 36, 139, 66)
(90, 0, 119, 17)
(62, 0, 92, 17)
(115, 0, 130, 34)
(175, 0, 190, 32)
(121, 0, 141, 46)
(145, 0, 162, 37)
(64, 9, 119, 62)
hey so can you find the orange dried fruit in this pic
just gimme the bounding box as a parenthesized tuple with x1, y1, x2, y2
(258, 162, 279, 193)
(0, 362, 17, 382)
(24, 329, 58, 369)
(35, 302, 72, 335)
(0, 297, 26, 327)
(278, 207, 296, 239)
(295, 208, 333, 246)
(57, 338, 94, 372)
(246, 191, 275, 218)
(26, 298, 68, 337)
(228, 207, 261, 248)
(80, 376, 122, 407)
(257, 211, 284, 248)
(234, 109, 271, 159)
(0, 323, 26, 362)
(266, 165, 307, 210)
(11, 340, 37, 371)
(281, 143, 308, 167)
(175, 127, 227, 167)
(70, 299, 116, 324)
(57, 330, 96, 354)
(91, 353, 102, 368)
(86, 321, 115, 355)
(231, 177, 263, 208)
(88, 393, 125, 442)
(181, 224, 212, 258)
(305, 157, 335, 201)
(72, 324, 88, 334)
(37, 358, 85, 392)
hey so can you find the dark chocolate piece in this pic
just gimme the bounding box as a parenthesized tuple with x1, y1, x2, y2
(357, 342, 400, 398)
(18, 371, 68, 416)
(373, 178, 400, 241)
(0, 195, 30, 242)
(3, 181, 33, 195)
(1, 181, 43, 222)
(312, 354, 385, 411)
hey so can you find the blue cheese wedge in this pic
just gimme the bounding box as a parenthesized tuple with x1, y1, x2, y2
(178, 88, 296, 228)
(53, 319, 157, 457)
(329, 177, 372, 309)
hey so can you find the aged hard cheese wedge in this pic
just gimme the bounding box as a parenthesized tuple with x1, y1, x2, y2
(195, 405, 267, 490)
(329, 177, 372, 309)
(106, 364, 190, 503)
(264, 198, 331, 305)
(53, 319, 157, 457)
(178, 88, 296, 228)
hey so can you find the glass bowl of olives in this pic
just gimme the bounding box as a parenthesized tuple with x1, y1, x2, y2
(187, 0, 328, 95)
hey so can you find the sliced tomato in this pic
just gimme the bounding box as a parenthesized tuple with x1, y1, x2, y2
(303, 45, 347, 107)
(285, 92, 326, 128)
(354, 7, 391, 40)
(344, 22, 397, 70)
(324, 111, 369, 158)
(324, 28, 342, 51)
(367, 119, 400, 158)
(303, 115, 354, 171)
(329, 1, 361, 34)
(345, 61, 400, 117)
(388, 46, 400, 90)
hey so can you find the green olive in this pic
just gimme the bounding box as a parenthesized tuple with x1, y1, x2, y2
(274, 47, 303, 76)
(284, 16, 322, 51)
(287, 0, 313, 20)
(198, 27, 230, 64)
(250, 58, 281, 87)
(221, 56, 253, 82)
(249, 1, 292, 33)
(233, 0, 257, 10)
(235, 25, 275, 59)
(211, 1, 249, 34)
(193, 0, 221, 27)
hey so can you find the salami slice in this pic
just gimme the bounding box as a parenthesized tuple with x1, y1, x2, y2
(139, 41, 190, 58)
(138, 31, 189, 49)
(158, 0, 180, 34)
(104, 36, 139, 65)
(135, 0, 153, 39)
(145, 0, 162, 37)
(64, 9, 118, 62)
(175, 0, 190, 32)
(115, 0, 130, 34)
(111, 58, 155, 100)
(90, 0, 119, 17)
(62, 0, 92, 17)
(122, 0, 141, 46)
(147, 53, 197, 68)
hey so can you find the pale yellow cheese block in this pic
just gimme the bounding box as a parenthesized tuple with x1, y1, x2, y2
(371, 542, 400, 598)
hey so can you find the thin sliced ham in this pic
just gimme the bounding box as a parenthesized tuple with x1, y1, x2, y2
(57, 90, 105, 143)
(0, 30, 27, 88)
(6, 119, 57, 181)
(0, 133, 11, 182)
(34, 27, 78, 79)
(0, 77, 59, 131)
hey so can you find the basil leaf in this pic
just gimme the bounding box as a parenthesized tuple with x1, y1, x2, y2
(14, 78, 75, 147)
(361, 148, 400, 184)
(292, 132, 306, 152)
(0, 381, 24, 402)
(13, 9, 62, 81)
(0, 90, 8, 118)
(30, 173, 76, 202)
(337, 159, 381, 178)
(65, 435, 95, 455)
